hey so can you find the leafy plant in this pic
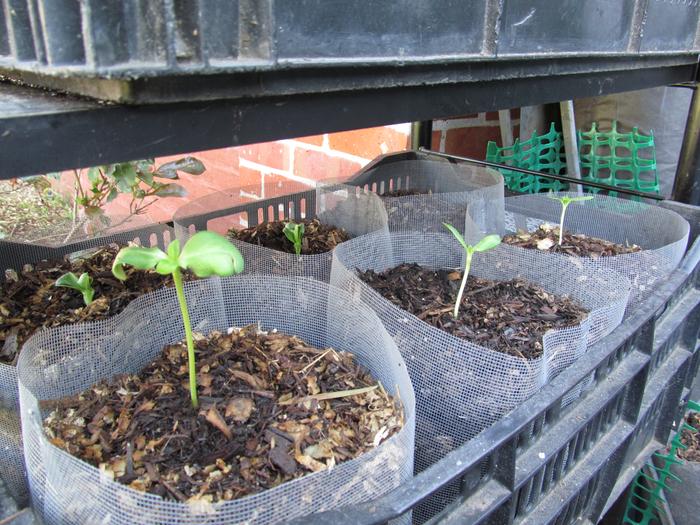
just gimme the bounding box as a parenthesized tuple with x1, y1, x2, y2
(54, 272, 95, 306)
(44, 157, 205, 242)
(443, 223, 501, 318)
(548, 193, 594, 246)
(112, 231, 244, 409)
(283, 222, 305, 256)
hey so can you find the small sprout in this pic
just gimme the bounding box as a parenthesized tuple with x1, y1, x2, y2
(443, 223, 501, 319)
(548, 193, 594, 246)
(55, 272, 95, 306)
(283, 222, 305, 256)
(112, 231, 244, 409)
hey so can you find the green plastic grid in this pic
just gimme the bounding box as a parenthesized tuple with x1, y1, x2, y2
(484, 121, 659, 198)
(622, 400, 700, 525)
(578, 121, 659, 199)
(485, 123, 568, 193)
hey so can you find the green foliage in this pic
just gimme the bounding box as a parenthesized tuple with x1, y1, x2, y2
(443, 223, 501, 318)
(55, 272, 95, 306)
(283, 222, 305, 256)
(112, 231, 244, 408)
(548, 193, 594, 245)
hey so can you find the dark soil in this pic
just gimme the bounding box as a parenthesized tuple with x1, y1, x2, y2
(358, 263, 588, 359)
(502, 224, 642, 258)
(678, 412, 700, 462)
(43, 325, 403, 503)
(0, 246, 177, 365)
(228, 218, 350, 255)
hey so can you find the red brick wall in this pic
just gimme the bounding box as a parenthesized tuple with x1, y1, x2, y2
(431, 109, 520, 158)
(97, 124, 411, 222)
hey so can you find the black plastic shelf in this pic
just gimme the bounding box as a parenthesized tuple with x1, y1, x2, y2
(0, 54, 697, 178)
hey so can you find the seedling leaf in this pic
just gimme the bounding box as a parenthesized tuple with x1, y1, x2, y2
(179, 231, 245, 277)
(112, 246, 168, 280)
(55, 271, 95, 306)
(474, 234, 501, 252)
(442, 223, 469, 251)
(283, 222, 305, 256)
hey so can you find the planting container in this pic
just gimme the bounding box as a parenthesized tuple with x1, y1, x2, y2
(0, 1, 698, 103)
(349, 151, 504, 236)
(501, 192, 690, 305)
(173, 182, 388, 282)
(0, 222, 172, 505)
(17, 276, 415, 525)
(330, 230, 630, 520)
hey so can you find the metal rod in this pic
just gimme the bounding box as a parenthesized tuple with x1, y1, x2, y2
(418, 147, 665, 201)
(673, 82, 700, 204)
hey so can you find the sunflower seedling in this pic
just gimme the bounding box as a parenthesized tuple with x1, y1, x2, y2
(112, 231, 244, 409)
(548, 193, 594, 246)
(443, 223, 501, 318)
(55, 272, 95, 306)
(283, 222, 305, 256)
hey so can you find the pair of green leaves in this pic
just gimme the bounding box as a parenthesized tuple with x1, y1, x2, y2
(547, 193, 594, 245)
(443, 223, 502, 318)
(55, 272, 95, 306)
(283, 222, 305, 256)
(112, 231, 244, 281)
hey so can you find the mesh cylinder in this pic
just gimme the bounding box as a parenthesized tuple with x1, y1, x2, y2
(498, 192, 689, 305)
(330, 230, 629, 482)
(0, 224, 173, 505)
(18, 276, 415, 525)
(172, 182, 389, 282)
(350, 155, 505, 235)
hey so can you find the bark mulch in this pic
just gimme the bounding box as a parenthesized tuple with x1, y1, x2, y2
(43, 325, 403, 503)
(228, 219, 350, 255)
(502, 224, 642, 258)
(380, 190, 425, 198)
(678, 412, 700, 462)
(0, 245, 175, 365)
(358, 263, 588, 359)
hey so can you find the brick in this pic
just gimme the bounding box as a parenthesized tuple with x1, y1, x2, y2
(238, 142, 288, 171)
(431, 131, 442, 149)
(511, 108, 521, 119)
(484, 111, 500, 121)
(295, 134, 325, 146)
(444, 126, 503, 158)
(293, 147, 364, 182)
(327, 127, 410, 160)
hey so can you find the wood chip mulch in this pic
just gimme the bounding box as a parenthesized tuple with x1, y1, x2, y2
(43, 325, 404, 503)
(228, 218, 350, 255)
(678, 412, 700, 462)
(380, 190, 425, 198)
(502, 224, 642, 258)
(0, 246, 176, 365)
(358, 263, 588, 359)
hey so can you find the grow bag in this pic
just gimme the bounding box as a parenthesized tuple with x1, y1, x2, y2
(0, 222, 172, 505)
(18, 276, 415, 525)
(173, 182, 389, 282)
(350, 151, 505, 236)
(331, 231, 629, 483)
(498, 192, 690, 306)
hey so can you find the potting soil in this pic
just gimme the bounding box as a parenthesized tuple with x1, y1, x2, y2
(228, 218, 350, 255)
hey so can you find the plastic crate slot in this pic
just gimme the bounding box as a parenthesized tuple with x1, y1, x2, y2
(516, 476, 534, 515)
(527, 467, 546, 509)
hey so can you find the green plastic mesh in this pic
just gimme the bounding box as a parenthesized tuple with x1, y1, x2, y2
(622, 400, 700, 525)
(578, 121, 659, 199)
(485, 121, 659, 198)
(485, 123, 568, 193)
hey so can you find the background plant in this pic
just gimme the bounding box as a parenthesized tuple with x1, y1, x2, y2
(548, 193, 594, 245)
(41, 157, 205, 242)
(283, 222, 305, 256)
(54, 272, 95, 307)
(443, 223, 501, 318)
(112, 231, 244, 409)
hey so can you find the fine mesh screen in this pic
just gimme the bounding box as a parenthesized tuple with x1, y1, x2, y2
(18, 276, 415, 525)
(0, 226, 172, 504)
(172, 182, 389, 282)
(498, 192, 689, 306)
(350, 156, 505, 236)
(330, 231, 630, 519)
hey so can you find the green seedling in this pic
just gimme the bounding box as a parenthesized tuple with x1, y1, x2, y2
(443, 223, 501, 319)
(112, 231, 244, 409)
(548, 193, 594, 246)
(55, 272, 95, 306)
(283, 222, 305, 256)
